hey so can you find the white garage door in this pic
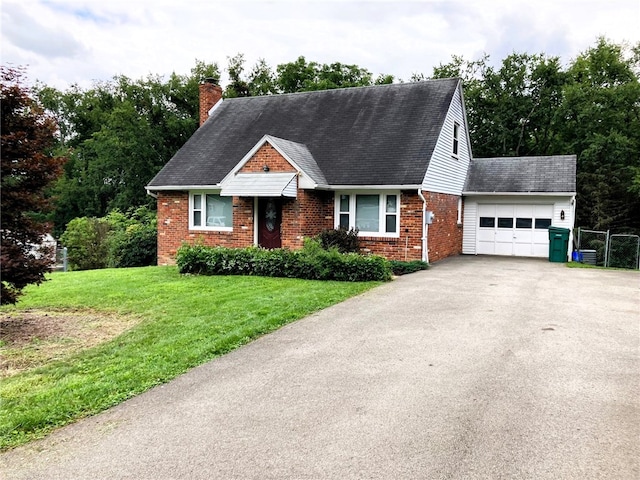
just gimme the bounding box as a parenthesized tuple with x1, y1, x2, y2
(476, 204, 553, 257)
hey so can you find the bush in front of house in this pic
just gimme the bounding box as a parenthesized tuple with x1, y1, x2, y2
(389, 260, 429, 276)
(315, 227, 360, 253)
(175, 243, 392, 282)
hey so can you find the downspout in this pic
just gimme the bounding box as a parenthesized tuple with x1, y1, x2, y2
(418, 189, 428, 263)
(146, 188, 158, 199)
(570, 194, 577, 253)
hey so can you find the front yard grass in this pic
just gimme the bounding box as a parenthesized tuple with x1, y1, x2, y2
(0, 266, 378, 450)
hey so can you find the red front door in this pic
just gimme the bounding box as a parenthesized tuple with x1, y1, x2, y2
(258, 197, 282, 249)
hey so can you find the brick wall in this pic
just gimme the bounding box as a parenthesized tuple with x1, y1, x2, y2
(358, 190, 462, 262)
(156, 190, 334, 264)
(281, 190, 334, 249)
(240, 143, 297, 173)
(422, 191, 463, 262)
(157, 192, 253, 265)
(199, 81, 223, 126)
(157, 189, 462, 265)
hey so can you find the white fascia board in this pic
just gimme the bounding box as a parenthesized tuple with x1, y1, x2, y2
(146, 185, 221, 191)
(207, 98, 223, 118)
(219, 135, 272, 185)
(462, 191, 576, 196)
(220, 134, 306, 185)
(457, 81, 474, 161)
(323, 184, 421, 191)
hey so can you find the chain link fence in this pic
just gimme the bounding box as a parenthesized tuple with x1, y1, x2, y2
(575, 228, 639, 270)
(606, 234, 640, 269)
(575, 229, 608, 266)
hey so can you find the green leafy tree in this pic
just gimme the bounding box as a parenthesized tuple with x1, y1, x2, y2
(35, 60, 220, 235)
(557, 38, 640, 231)
(276, 56, 379, 93)
(224, 53, 251, 98)
(248, 58, 278, 95)
(59, 216, 112, 270)
(430, 39, 640, 232)
(60, 207, 157, 270)
(106, 207, 157, 268)
(431, 52, 565, 157)
(1, 66, 66, 304)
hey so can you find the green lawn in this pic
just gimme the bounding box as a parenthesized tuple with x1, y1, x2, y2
(0, 267, 378, 450)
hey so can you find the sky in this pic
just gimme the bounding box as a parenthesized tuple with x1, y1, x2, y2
(2, 0, 639, 90)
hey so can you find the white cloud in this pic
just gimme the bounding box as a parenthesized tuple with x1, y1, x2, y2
(2, 2, 86, 59)
(1, 0, 638, 89)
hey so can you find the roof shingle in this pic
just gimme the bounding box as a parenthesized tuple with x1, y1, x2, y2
(464, 155, 577, 193)
(148, 79, 460, 188)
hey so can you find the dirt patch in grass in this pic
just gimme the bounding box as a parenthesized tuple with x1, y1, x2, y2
(0, 309, 141, 378)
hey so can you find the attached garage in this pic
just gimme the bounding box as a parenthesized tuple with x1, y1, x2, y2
(462, 156, 576, 258)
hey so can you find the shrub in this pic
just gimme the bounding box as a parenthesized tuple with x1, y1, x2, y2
(176, 244, 392, 282)
(107, 207, 157, 268)
(316, 228, 360, 253)
(60, 207, 157, 270)
(389, 260, 429, 276)
(60, 217, 111, 270)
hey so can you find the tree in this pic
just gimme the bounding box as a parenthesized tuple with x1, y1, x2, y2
(224, 53, 251, 98)
(275, 56, 376, 93)
(431, 52, 565, 157)
(557, 38, 640, 231)
(1, 66, 65, 304)
(35, 60, 220, 234)
(430, 40, 640, 233)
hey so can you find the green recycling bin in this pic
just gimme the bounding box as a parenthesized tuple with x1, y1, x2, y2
(548, 226, 570, 262)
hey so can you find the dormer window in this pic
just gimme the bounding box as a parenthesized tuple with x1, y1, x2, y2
(453, 122, 460, 157)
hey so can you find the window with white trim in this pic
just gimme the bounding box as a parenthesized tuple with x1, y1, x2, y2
(190, 192, 233, 230)
(452, 122, 460, 157)
(335, 192, 400, 237)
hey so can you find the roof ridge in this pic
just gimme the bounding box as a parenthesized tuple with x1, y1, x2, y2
(224, 77, 461, 102)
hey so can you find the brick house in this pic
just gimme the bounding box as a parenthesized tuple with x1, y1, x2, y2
(146, 78, 576, 265)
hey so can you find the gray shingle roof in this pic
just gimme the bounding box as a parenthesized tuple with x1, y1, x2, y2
(147, 79, 460, 188)
(265, 135, 327, 186)
(464, 155, 577, 193)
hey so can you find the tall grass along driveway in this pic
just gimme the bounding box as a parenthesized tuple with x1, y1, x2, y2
(0, 266, 377, 449)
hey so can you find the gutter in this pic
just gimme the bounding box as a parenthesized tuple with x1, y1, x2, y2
(462, 191, 577, 196)
(417, 189, 428, 263)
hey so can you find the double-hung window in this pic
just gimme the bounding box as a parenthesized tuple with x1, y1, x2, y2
(452, 122, 460, 157)
(190, 192, 233, 230)
(336, 192, 400, 237)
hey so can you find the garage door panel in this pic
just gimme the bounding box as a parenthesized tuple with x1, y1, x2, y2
(476, 203, 552, 258)
(496, 205, 513, 217)
(534, 205, 553, 217)
(515, 205, 534, 217)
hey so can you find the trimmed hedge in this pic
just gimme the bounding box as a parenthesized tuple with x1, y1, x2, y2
(390, 260, 429, 276)
(176, 244, 392, 282)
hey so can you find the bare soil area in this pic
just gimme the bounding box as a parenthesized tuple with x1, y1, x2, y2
(0, 309, 141, 378)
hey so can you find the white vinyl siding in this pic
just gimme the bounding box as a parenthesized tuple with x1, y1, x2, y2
(462, 201, 478, 254)
(422, 84, 471, 195)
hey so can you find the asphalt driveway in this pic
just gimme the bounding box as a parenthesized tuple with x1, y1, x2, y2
(2, 256, 639, 479)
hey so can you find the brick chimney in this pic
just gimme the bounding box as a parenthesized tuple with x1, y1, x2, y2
(199, 78, 223, 126)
